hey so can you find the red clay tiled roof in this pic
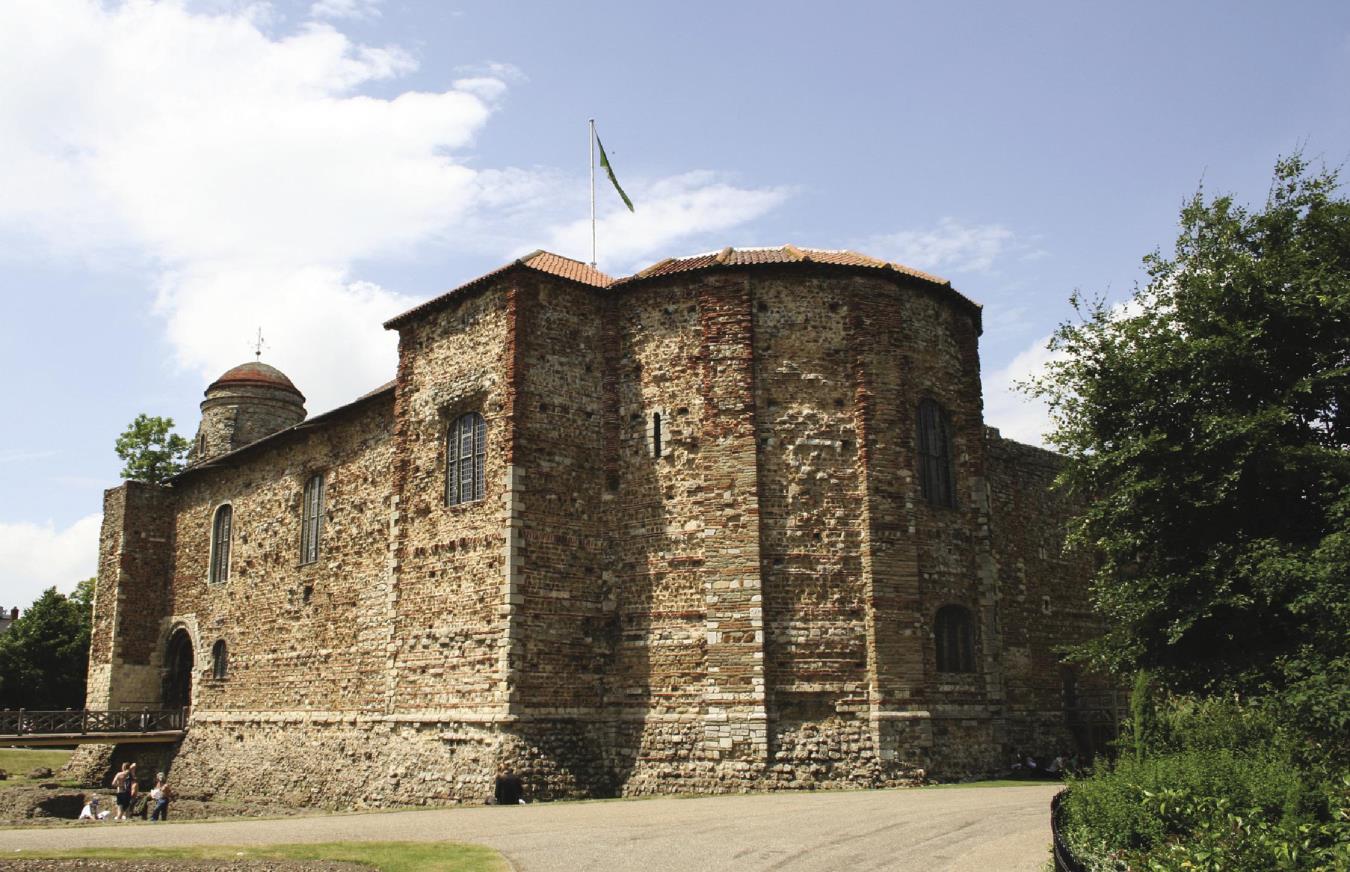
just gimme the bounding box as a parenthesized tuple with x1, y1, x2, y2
(386, 245, 975, 331)
(617, 245, 952, 288)
(209, 361, 304, 398)
(521, 251, 613, 287)
(384, 251, 613, 329)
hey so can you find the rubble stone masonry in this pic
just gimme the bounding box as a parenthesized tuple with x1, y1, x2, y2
(83, 249, 1108, 806)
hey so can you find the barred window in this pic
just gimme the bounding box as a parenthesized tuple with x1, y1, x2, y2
(209, 504, 232, 583)
(300, 473, 324, 564)
(446, 412, 487, 506)
(917, 398, 956, 508)
(935, 605, 975, 673)
(211, 639, 228, 680)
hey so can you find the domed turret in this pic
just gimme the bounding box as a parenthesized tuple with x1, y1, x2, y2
(189, 361, 306, 464)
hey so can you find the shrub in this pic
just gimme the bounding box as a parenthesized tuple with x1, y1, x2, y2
(1060, 695, 1349, 871)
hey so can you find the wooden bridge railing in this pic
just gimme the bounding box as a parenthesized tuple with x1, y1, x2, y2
(0, 708, 187, 736)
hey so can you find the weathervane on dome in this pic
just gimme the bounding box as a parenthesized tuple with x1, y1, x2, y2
(252, 327, 267, 361)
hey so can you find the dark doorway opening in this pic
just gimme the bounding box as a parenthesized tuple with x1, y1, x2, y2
(163, 628, 194, 710)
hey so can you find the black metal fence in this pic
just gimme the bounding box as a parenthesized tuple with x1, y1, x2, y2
(0, 708, 187, 736)
(1051, 790, 1090, 872)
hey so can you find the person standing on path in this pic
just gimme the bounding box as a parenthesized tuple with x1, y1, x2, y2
(149, 772, 172, 821)
(110, 763, 131, 821)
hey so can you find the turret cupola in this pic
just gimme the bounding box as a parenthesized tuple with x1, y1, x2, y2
(189, 361, 306, 464)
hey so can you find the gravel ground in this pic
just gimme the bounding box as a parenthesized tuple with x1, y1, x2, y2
(4, 783, 1062, 871)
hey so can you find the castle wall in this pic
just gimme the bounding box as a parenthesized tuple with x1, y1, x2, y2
(985, 431, 1110, 759)
(87, 257, 1106, 805)
(508, 276, 608, 716)
(388, 286, 512, 715)
(752, 274, 877, 783)
(601, 279, 716, 791)
(164, 394, 394, 715)
(893, 283, 1004, 776)
(86, 481, 175, 709)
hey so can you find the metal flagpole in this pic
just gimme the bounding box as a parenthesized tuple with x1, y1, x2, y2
(589, 118, 596, 268)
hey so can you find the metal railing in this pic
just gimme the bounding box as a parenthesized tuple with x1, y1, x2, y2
(0, 708, 187, 736)
(1051, 790, 1091, 872)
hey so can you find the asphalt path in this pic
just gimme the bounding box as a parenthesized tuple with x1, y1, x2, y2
(4, 783, 1062, 871)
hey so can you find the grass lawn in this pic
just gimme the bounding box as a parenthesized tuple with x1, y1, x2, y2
(0, 748, 74, 785)
(19, 841, 509, 872)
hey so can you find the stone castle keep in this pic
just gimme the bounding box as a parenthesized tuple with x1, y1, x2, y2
(85, 246, 1108, 805)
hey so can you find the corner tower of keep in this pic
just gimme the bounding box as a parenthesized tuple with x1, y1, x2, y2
(81, 246, 1111, 805)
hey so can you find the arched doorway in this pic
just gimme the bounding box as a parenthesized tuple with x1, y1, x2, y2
(163, 628, 194, 710)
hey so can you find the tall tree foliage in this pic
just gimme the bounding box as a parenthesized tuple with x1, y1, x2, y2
(0, 582, 93, 709)
(115, 413, 189, 483)
(1031, 157, 1350, 718)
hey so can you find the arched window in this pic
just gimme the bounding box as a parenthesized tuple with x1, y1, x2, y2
(917, 398, 955, 508)
(209, 504, 232, 583)
(300, 472, 324, 564)
(447, 412, 486, 506)
(163, 628, 194, 709)
(934, 605, 976, 673)
(211, 639, 228, 680)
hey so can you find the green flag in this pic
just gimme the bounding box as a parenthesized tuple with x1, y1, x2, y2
(596, 132, 634, 212)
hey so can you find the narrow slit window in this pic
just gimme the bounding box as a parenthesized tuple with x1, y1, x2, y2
(934, 605, 975, 673)
(211, 639, 228, 680)
(917, 398, 956, 508)
(447, 412, 487, 506)
(209, 504, 232, 583)
(652, 412, 662, 458)
(300, 473, 324, 564)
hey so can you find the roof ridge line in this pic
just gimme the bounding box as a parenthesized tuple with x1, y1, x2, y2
(715, 246, 734, 264)
(782, 243, 807, 262)
(636, 256, 676, 278)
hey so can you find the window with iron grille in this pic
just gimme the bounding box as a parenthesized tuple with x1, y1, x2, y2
(209, 504, 232, 583)
(211, 639, 228, 680)
(446, 412, 487, 506)
(300, 472, 324, 564)
(934, 604, 975, 673)
(917, 398, 956, 508)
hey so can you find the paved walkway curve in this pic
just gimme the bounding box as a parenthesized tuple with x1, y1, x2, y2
(4, 784, 1062, 872)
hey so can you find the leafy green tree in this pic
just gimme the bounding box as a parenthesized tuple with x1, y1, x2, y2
(114, 413, 189, 483)
(0, 584, 93, 709)
(1030, 157, 1350, 720)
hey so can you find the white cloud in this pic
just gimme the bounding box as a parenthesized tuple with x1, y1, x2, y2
(0, 1, 492, 411)
(454, 61, 527, 83)
(0, 1, 789, 414)
(0, 514, 102, 609)
(864, 218, 1020, 275)
(309, 0, 381, 22)
(542, 172, 794, 274)
(982, 333, 1061, 447)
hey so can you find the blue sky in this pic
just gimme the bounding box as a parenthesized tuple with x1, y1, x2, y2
(2, 0, 1348, 607)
